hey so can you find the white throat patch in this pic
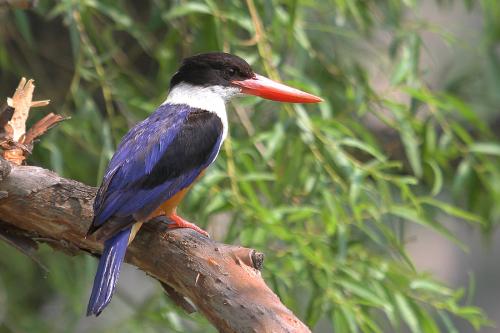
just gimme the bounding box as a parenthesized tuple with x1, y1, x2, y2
(163, 83, 240, 141)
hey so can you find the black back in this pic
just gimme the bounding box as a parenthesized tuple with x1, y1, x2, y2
(140, 109, 223, 188)
(170, 52, 255, 88)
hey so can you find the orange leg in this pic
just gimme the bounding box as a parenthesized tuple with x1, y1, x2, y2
(167, 210, 209, 237)
(147, 172, 209, 237)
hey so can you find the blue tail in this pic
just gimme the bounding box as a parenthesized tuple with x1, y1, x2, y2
(87, 227, 131, 316)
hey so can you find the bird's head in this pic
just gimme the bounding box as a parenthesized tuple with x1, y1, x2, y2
(169, 52, 323, 104)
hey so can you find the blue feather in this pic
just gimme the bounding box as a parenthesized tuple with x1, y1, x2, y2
(87, 228, 131, 316)
(93, 105, 191, 226)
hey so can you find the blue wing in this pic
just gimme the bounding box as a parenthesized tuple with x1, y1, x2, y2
(88, 104, 223, 238)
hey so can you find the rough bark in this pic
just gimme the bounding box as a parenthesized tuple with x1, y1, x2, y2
(0, 159, 311, 333)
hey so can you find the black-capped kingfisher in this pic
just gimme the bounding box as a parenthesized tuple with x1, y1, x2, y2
(85, 52, 322, 316)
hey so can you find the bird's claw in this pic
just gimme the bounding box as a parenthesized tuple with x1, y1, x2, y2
(151, 214, 209, 238)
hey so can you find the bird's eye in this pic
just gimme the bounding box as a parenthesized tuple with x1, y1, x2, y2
(227, 68, 237, 76)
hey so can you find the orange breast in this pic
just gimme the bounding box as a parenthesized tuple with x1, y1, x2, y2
(148, 170, 206, 218)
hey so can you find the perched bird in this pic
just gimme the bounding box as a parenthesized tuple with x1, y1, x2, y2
(86, 52, 322, 316)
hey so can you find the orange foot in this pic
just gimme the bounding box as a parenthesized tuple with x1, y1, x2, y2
(168, 213, 209, 238)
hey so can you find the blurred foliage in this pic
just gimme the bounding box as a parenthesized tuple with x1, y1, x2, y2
(1, 0, 500, 332)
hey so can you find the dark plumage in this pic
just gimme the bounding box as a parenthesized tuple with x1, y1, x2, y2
(170, 52, 254, 88)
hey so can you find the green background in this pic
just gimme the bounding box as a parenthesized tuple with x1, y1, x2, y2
(1, 0, 500, 332)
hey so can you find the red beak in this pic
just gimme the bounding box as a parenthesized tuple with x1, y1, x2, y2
(232, 73, 323, 103)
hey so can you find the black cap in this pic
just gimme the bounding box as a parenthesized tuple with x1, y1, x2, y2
(170, 52, 255, 88)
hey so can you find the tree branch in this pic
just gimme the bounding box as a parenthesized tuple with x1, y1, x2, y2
(0, 158, 311, 333)
(1, 77, 68, 166)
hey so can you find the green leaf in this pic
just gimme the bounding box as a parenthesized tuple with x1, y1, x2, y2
(339, 138, 386, 161)
(85, 0, 133, 28)
(416, 308, 440, 333)
(410, 279, 452, 296)
(388, 205, 466, 250)
(452, 158, 473, 201)
(419, 197, 483, 224)
(337, 279, 389, 308)
(401, 127, 422, 178)
(237, 173, 275, 182)
(163, 3, 211, 20)
(304, 289, 325, 327)
(395, 293, 420, 333)
(469, 142, 500, 157)
(426, 160, 443, 196)
(438, 311, 459, 333)
(391, 103, 423, 177)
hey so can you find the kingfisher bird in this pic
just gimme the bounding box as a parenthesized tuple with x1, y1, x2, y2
(85, 52, 322, 316)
